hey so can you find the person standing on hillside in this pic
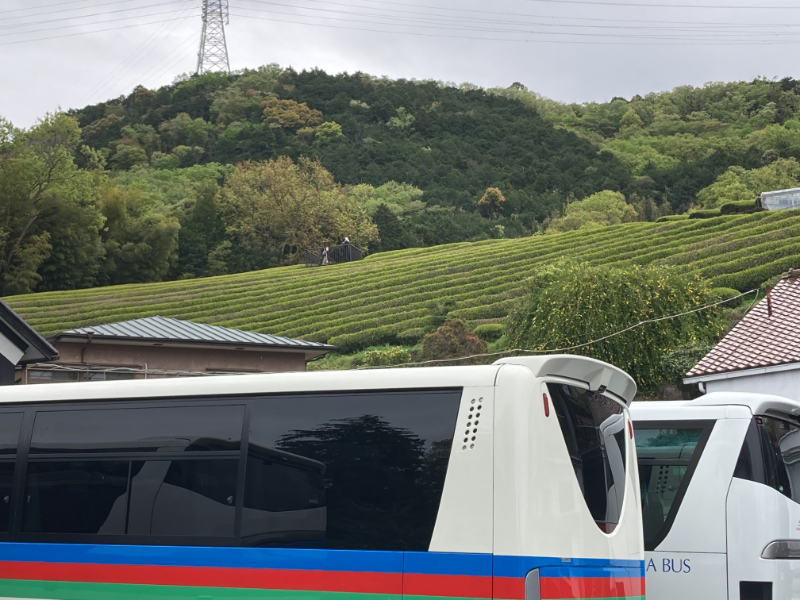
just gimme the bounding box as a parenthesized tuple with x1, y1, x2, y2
(342, 237, 350, 262)
(321, 246, 329, 266)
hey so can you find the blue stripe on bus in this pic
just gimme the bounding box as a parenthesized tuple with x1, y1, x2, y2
(493, 555, 644, 577)
(0, 543, 403, 572)
(0, 543, 644, 577)
(404, 552, 492, 576)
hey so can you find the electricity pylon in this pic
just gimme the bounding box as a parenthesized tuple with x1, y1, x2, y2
(196, 0, 230, 75)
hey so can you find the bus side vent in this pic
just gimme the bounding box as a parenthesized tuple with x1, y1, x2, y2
(462, 397, 483, 451)
(524, 569, 540, 600)
(740, 582, 772, 600)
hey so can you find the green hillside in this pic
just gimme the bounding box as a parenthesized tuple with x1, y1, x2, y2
(7, 210, 800, 351)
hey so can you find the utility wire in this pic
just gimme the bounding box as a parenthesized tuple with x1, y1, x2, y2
(0, 0, 146, 16)
(233, 1, 800, 37)
(230, 10, 800, 43)
(2, 7, 198, 37)
(0, 0, 191, 25)
(235, 0, 800, 32)
(0, 14, 199, 45)
(357, 289, 759, 370)
(523, 0, 800, 8)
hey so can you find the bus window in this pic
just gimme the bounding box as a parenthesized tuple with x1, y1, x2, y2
(741, 416, 800, 503)
(547, 383, 627, 534)
(635, 424, 709, 551)
(128, 459, 238, 537)
(245, 390, 461, 550)
(0, 413, 22, 533)
(30, 405, 245, 453)
(22, 461, 130, 535)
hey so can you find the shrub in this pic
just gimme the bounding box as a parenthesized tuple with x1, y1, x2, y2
(473, 323, 505, 342)
(656, 215, 689, 222)
(506, 263, 725, 394)
(417, 320, 488, 365)
(689, 209, 722, 219)
(661, 343, 714, 392)
(361, 346, 411, 367)
(720, 200, 758, 215)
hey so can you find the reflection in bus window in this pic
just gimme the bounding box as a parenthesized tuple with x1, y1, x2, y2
(128, 459, 238, 537)
(547, 383, 626, 533)
(635, 427, 703, 550)
(22, 461, 129, 534)
(246, 390, 461, 550)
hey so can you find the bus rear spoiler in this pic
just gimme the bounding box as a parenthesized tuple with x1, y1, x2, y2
(494, 355, 637, 405)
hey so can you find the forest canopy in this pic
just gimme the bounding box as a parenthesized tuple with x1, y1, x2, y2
(2, 66, 800, 294)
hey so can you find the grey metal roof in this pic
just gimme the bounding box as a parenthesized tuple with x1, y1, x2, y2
(0, 299, 59, 364)
(56, 316, 335, 352)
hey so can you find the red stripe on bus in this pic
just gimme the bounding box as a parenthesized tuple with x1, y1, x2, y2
(490, 576, 525, 599)
(540, 576, 645, 599)
(0, 561, 402, 593)
(403, 573, 492, 598)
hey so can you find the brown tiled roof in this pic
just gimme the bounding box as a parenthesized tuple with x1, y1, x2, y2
(686, 270, 800, 379)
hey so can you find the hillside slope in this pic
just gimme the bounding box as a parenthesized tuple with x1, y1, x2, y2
(7, 211, 800, 351)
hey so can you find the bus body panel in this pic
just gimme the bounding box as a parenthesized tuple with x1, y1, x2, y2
(644, 551, 727, 600)
(429, 385, 495, 554)
(493, 366, 645, 599)
(727, 478, 800, 600)
(0, 358, 643, 600)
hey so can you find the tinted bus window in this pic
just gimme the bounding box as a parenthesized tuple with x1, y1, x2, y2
(0, 413, 23, 455)
(0, 413, 23, 533)
(22, 461, 130, 534)
(245, 390, 461, 550)
(635, 426, 707, 550)
(547, 383, 626, 533)
(30, 405, 244, 453)
(128, 459, 238, 537)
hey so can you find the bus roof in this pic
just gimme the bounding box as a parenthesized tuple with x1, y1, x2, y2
(0, 354, 635, 405)
(631, 391, 800, 421)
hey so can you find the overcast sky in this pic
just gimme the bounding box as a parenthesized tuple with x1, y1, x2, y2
(2, 0, 800, 127)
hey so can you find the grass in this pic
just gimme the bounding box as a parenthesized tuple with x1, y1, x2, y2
(6, 210, 800, 352)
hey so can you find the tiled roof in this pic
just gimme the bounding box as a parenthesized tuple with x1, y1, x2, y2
(56, 316, 335, 352)
(686, 270, 800, 379)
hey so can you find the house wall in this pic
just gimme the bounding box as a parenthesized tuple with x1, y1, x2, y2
(24, 341, 306, 383)
(705, 368, 800, 402)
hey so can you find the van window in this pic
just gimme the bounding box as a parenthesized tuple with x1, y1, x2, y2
(245, 390, 461, 550)
(547, 383, 627, 534)
(635, 424, 710, 551)
(30, 406, 244, 453)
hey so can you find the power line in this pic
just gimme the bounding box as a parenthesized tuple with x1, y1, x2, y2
(0, 1, 194, 31)
(233, 0, 800, 37)
(0, 14, 199, 45)
(523, 0, 800, 8)
(0, 0, 145, 17)
(230, 9, 800, 43)
(357, 289, 759, 370)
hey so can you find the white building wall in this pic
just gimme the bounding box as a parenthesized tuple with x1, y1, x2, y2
(705, 368, 800, 402)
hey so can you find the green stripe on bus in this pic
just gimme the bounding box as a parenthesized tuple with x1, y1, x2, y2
(0, 580, 402, 600)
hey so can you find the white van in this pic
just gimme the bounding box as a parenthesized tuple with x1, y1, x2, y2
(631, 393, 800, 600)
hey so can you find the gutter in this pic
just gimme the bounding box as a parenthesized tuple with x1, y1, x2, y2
(684, 361, 800, 385)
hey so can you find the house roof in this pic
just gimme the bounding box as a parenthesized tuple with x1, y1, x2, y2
(685, 270, 800, 380)
(52, 316, 335, 357)
(0, 299, 59, 365)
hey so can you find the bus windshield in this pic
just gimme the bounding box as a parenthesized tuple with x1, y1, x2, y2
(755, 416, 800, 503)
(635, 426, 707, 550)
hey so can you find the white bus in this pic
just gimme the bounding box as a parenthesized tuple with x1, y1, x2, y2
(0, 355, 644, 600)
(632, 392, 800, 600)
